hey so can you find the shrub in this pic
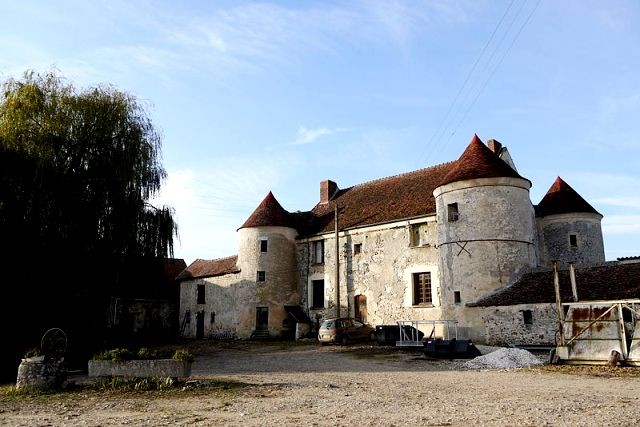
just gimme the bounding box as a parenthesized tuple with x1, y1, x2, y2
(23, 348, 41, 358)
(172, 349, 194, 363)
(136, 347, 157, 360)
(93, 348, 134, 362)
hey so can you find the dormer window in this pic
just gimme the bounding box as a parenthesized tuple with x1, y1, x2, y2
(447, 203, 459, 222)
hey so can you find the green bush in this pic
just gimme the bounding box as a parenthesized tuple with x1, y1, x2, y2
(23, 348, 41, 358)
(93, 348, 134, 362)
(136, 347, 157, 360)
(92, 376, 175, 391)
(172, 349, 194, 363)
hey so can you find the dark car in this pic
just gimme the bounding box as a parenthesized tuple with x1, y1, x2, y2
(318, 317, 377, 345)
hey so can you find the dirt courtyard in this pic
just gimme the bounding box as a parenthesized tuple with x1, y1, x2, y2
(2, 340, 640, 426)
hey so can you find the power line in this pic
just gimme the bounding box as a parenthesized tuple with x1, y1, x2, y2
(447, 0, 541, 142)
(418, 0, 540, 166)
(418, 0, 516, 167)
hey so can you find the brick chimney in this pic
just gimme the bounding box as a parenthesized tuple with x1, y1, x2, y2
(320, 180, 338, 204)
(487, 139, 502, 155)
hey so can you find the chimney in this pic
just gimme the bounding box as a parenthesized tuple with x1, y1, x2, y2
(320, 180, 338, 204)
(487, 139, 502, 155)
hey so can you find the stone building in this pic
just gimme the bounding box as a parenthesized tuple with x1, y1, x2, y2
(177, 134, 624, 344)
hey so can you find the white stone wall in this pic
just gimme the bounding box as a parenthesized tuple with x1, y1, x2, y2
(297, 217, 444, 330)
(537, 213, 605, 266)
(180, 225, 300, 339)
(434, 177, 538, 341)
(179, 272, 255, 339)
(479, 304, 559, 346)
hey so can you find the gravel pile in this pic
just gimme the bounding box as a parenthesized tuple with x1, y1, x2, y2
(463, 347, 544, 370)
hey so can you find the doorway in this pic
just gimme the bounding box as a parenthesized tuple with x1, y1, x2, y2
(256, 307, 269, 331)
(354, 294, 367, 323)
(196, 310, 205, 339)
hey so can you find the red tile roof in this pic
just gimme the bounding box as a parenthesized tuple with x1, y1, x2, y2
(468, 262, 640, 307)
(306, 162, 453, 234)
(176, 256, 240, 280)
(438, 134, 526, 187)
(239, 191, 297, 230)
(535, 176, 601, 217)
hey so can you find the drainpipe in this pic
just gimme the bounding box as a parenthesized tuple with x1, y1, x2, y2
(569, 262, 578, 302)
(335, 204, 340, 318)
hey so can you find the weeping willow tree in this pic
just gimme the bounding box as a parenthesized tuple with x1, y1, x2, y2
(0, 71, 177, 258)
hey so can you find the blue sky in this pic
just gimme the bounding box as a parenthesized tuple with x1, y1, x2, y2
(2, 0, 639, 264)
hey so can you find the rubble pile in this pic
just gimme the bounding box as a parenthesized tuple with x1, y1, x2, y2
(463, 347, 544, 370)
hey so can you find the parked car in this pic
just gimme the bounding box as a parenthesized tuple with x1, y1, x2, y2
(318, 317, 377, 345)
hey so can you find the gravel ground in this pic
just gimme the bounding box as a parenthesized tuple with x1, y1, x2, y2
(2, 340, 640, 426)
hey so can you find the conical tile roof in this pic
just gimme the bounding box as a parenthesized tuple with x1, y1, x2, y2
(535, 177, 601, 217)
(239, 191, 296, 229)
(437, 134, 526, 187)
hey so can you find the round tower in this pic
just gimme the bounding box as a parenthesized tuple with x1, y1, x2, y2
(433, 135, 537, 340)
(535, 177, 604, 266)
(237, 191, 299, 338)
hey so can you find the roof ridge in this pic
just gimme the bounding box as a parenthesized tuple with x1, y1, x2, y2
(194, 255, 237, 263)
(346, 160, 456, 190)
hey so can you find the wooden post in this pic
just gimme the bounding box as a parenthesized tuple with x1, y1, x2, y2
(569, 262, 578, 302)
(553, 261, 565, 346)
(335, 204, 340, 318)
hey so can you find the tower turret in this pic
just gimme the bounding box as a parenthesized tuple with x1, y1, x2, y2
(433, 135, 537, 340)
(535, 177, 604, 266)
(237, 191, 299, 337)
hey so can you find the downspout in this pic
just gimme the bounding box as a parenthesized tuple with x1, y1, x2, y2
(335, 204, 340, 318)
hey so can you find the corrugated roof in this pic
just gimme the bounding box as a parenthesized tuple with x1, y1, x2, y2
(535, 176, 601, 217)
(176, 256, 240, 281)
(438, 134, 526, 187)
(468, 262, 640, 307)
(239, 191, 297, 230)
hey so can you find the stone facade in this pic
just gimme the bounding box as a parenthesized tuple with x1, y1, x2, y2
(177, 135, 607, 345)
(298, 218, 442, 329)
(479, 304, 559, 346)
(537, 212, 605, 266)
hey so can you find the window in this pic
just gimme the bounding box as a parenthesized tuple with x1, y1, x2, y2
(569, 234, 577, 249)
(257, 271, 266, 282)
(447, 203, 459, 222)
(412, 272, 432, 305)
(210, 312, 216, 324)
(354, 243, 362, 255)
(312, 240, 324, 264)
(454, 290, 461, 305)
(522, 310, 533, 325)
(410, 223, 429, 247)
(197, 284, 205, 304)
(260, 239, 268, 252)
(312, 279, 325, 309)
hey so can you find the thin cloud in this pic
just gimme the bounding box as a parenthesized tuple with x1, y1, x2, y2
(292, 126, 349, 146)
(602, 215, 640, 235)
(593, 196, 640, 209)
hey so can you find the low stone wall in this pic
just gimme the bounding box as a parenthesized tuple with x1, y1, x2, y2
(88, 359, 192, 378)
(16, 357, 66, 390)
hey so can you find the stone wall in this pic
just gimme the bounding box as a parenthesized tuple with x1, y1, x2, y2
(297, 217, 444, 331)
(537, 213, 605, 266)
(88, 359, 191, 378)
(479, 304, 559, 346)
(434, 177, 538, 341)
(16, 358, 66, 391)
